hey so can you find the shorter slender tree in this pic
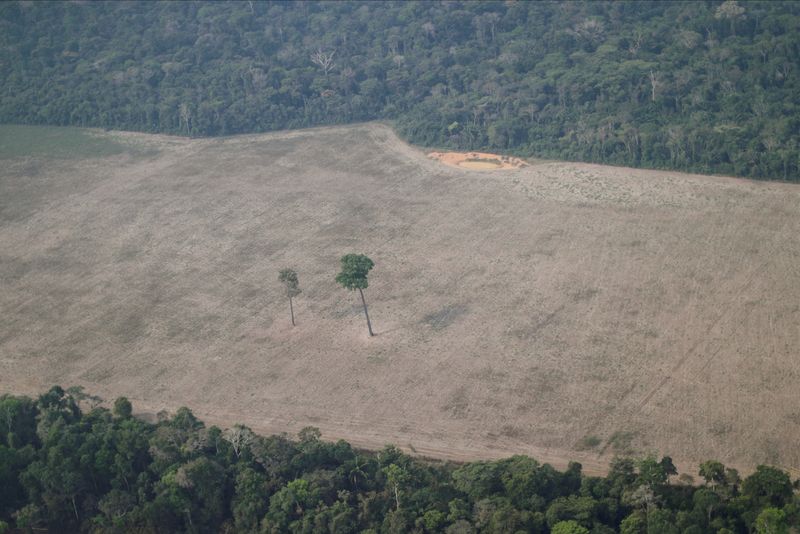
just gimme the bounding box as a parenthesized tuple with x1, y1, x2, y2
(278, 268, 301, 326)
(335, 254, 375, 336)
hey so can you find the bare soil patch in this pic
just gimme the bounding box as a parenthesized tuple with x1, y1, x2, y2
(429, 150, 529, 170)
(1, 123, 799, 478)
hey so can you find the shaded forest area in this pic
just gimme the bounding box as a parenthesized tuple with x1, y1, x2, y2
(0, 388, 798, 533)
(1, 1, 799, 180)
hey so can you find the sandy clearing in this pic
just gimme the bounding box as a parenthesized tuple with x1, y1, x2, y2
(428, 151, 529, 170)
(1, 123, 799, 478)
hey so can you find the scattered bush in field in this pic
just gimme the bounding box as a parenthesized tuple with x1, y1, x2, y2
(575, 435, 602, 451)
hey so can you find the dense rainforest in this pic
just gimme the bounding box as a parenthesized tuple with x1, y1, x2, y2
(0, 387, 798, 533)
(1, 1, 800, 180)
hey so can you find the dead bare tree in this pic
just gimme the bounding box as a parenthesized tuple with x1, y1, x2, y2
(628, 30, 643, 55)
(715, 0, 746, 36)
(310, 48, 336, 77)
(223, 424, 255, 458)
(179, 103, 192, 135)
(649, 70, 660, 102)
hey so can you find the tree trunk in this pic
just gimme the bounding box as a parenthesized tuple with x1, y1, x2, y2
(358, 288, 374, 336)
(185, 509, 194, 533)
(289, 295, 295, 326)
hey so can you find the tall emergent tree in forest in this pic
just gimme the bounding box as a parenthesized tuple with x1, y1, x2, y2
(278, 268, 301, 326)
(335, 254, 375, 336)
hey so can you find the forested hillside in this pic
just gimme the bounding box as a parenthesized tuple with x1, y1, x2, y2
(1, 388, 798, 533)
(1, 1, 799, 180)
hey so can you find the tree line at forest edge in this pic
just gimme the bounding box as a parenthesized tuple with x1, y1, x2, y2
(1, 1, 800, 181)
(0, 386, 798, 533)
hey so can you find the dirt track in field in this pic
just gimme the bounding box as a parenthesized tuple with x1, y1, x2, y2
(1, 123, 799, 478)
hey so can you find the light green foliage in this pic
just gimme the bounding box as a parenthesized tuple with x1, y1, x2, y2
(231, 467, 269, 531)
(266, 478, 321, 530)
(335, 254, 374, 291)
(545, 495, 598, 529)
(382, 463, 410, 510)
(421, 509, 446, 531)
(755, 507, 788, 534)
(551, 519, 590, 534)
(619, 511, 646, 534)
(11, 504, 42, 531)
(447, 499, 470, 523)
(298, 426, 321, 443)
(700, 460, 727, 486)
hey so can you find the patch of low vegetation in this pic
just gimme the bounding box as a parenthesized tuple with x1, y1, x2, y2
(442, 386, 470, 419)
(0, 125, 128, 160)
(0, 387, 797, 533)
(575, 435, 602, 451)
(571, 288, 600, 302)
(465, 157, 501, 165)
(606, 431, 638, 455)
(422, 304, 468, 331)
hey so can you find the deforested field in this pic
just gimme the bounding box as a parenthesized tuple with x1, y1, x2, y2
(1, 123, 799, 477)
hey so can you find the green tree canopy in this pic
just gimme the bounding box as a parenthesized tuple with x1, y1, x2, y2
(335, 254, 376, 336)
(2, 1, 799, 180)
(278, 268, 301, 326)
(278, 268, 301, 298)
(1, 388, 799, 533)
(552, 519, 591, 534)
(334, 254, 374, 291)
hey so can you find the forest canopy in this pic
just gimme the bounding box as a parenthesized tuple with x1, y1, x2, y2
(1, 0, 799, 180)
(0, 387, 798, 533)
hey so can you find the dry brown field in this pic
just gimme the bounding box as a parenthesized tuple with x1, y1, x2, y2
(1, 123, 799, 477)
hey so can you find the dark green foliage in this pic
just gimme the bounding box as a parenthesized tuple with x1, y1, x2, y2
(279, 268, 301, 298)
(335, 254, 375, 291)
(336, 253, 376, 336)
(0, 388, 797, 533)
(0, 394, 38, 449)
(0, 444, 33, 520)
(742, 465, 793, 508)
(112, 396, 132, 419)
(1, 1, 799, 180)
